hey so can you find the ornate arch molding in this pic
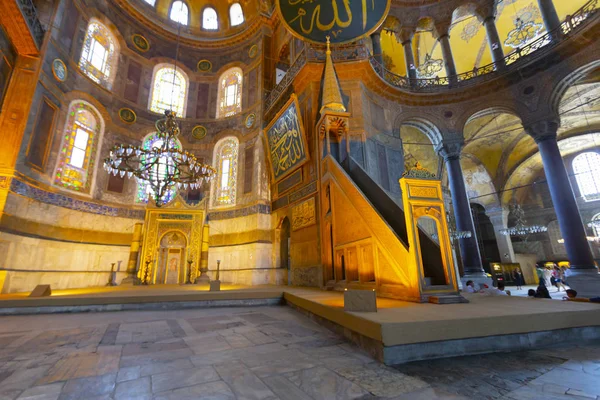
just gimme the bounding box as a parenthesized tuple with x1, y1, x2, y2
(394, 114, 445, 147)
(500, 131, 600, 205)
(460, 105, 523, 134)
(82, 9, 128, 51)
(550, 60, 600, 116)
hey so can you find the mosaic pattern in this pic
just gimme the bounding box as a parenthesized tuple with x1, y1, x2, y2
(136, 133, 181, 205)
(217, 68, 243, 118)
(79, 21, 117, 89)
(212, 137, 239, 207)
(53, 101, 102, 194)
(11, 179, 144, 219)
(150, 66, 187, 117)
(207, 204, 270, 221)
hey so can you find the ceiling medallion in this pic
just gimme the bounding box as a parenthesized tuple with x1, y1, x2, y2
(500, 204, 547, 240)
(119, 108, 137, 124)
(245, 113, 256, 129)
(192, 125, 207, 140)
(504, 17, 543, 48)
(416, 53, 443, 78)
(248, 45, 258, 58)
(52, 59, 67, 82)
(104, 111, 215, 207)
(460, 19, 480, 43)
(197, 60, 212, 72)
(131, 34, 150, 52)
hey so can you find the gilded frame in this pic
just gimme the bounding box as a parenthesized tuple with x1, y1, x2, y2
(263, 94, 310, 183)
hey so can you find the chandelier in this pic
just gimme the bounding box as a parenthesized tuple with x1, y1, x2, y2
(500, 204, 547, 237)
(446, 212, 472, 241)
(104, 110, 216, 207)
(504, 17, 543, 48)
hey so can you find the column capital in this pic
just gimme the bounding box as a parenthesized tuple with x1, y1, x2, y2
(523, 119, 560, 144)
(435, 140, 464, 161)
(485, 207, 510, 227)
(434, 21, 451, 39)
(397, 28, 414, 45)
(475, 1, 497, 23)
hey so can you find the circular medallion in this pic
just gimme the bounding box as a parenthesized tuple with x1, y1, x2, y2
(192, 125, 207, 140)
(131, 34, 150, 52)
(277, 0, 391, 45)
(245, 113, 256, 129)
(119, 108, 137, 124)
(197, 60, 212, 72)
(248, 45, 259, 59)
(52, 59, 67, 82)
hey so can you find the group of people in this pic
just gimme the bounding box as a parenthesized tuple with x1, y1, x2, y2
(464, 280, 509, 296)
(536, 263, 569, 292)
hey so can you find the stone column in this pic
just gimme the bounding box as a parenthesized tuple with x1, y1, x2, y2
(525, 119, 599, 297)
(196, 225, 211, 284)
(371, 32, 383, 66)
(483, 16, 506, 70)
(122, 223, 143, 284)
(398, 29, 417, 81)
(437, 142, 491, 288)
(438, 34, 458, 84)
(537, 0, 562, 40)
(486, 208, 517, 263)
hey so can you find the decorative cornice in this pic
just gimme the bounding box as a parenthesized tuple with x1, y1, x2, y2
(524, 119, 560, 144)
(207, 203, 271, 221)
(436, 140, 464, 161)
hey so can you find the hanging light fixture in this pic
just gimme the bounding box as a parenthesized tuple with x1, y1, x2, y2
(103, 19, 216, 207)
(416, 32, 443, 78)
(446, 211, 472, 241)
(500, 204, 547, 238)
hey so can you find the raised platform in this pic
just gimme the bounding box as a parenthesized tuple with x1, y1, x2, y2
(1, 285, 599, 364)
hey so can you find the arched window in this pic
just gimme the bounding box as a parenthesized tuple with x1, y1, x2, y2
(149, 64, 188, 117)
(573, 152, 600, 202)
(143, 0, 155, 6)
(548, 220, 566, 256)
(591, 213, 600, 237)
(79, 20, 118, 89)
(217, 67, 243, 118)
(203, 7, 219, 30)
(136, 133, 181, 204)
(169, 1, 189, 25)
(212, 137, 239, 207)
(229, 3, 244, 26)
(53, 100, 104, 194)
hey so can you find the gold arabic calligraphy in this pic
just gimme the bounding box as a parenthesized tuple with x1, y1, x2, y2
(287, 0, 375, 34)
(268, 104, 305, 179)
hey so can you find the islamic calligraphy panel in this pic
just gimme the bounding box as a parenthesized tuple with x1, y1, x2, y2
(292, 197, 316, 231)
(264, 94, 309, 182)
(277, 0, 391, 44)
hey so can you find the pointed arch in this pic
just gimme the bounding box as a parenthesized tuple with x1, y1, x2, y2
(211, 136, 239, 207)
(135, 132, 181, 205)
(229, 3, 245, 27)
(149, 63, 189, 117)
(53, 100, 104, 195)
(79, 19, 119, 89)
(202, 7, 219, 30)
(216, 67, 243, 118)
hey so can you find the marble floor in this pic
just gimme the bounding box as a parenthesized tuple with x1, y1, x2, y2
(0, 306, 598, 400)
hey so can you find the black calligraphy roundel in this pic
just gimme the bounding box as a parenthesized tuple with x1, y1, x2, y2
(277, 0, 391, 45)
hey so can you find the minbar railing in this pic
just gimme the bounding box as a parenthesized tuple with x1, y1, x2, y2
(16, 0, 45, 50)
(370, 0, 599, 92)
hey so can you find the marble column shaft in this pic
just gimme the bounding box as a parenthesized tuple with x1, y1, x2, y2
(402, 40, 418, 81)
(483, 16, 506, 70)
(534, 134, 595, 269)
(443, 153, 485, 275)
(371, 33, 383, 65)
(487, 209, 517, 263)
(438, 34, 458, 83)
(538, 0, 562, 41)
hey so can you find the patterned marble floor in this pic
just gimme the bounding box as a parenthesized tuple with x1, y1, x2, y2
(0, 306, 598, 400)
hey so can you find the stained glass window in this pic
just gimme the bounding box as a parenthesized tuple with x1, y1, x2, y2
(212, 137, 238, 207)
(217, 68, 243, 118)
(573, 152, 600, 202)
(53, 101, 103, 194)
(149, 65, 188, 117)
(136, 132, 181, 204)
(203, 7, 218, 30)
(79, 21, 118, 89)
(170, 1, 189, 25)
(230, 3, 244, 26)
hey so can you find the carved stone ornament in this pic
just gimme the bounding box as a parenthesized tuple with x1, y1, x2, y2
(402, 162, 436, 179)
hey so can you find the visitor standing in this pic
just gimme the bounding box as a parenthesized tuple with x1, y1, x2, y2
(512, 267, 524, 290)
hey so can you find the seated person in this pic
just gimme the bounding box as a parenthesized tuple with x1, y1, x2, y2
(481, 281, 508, 296)
(528, 289, 537, 298)
(464, 280, 477, 293)
(535, 281, 552, 299)
(563, 289, 600, 303)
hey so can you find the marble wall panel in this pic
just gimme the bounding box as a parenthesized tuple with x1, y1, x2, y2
(0, 232, 129, 293)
